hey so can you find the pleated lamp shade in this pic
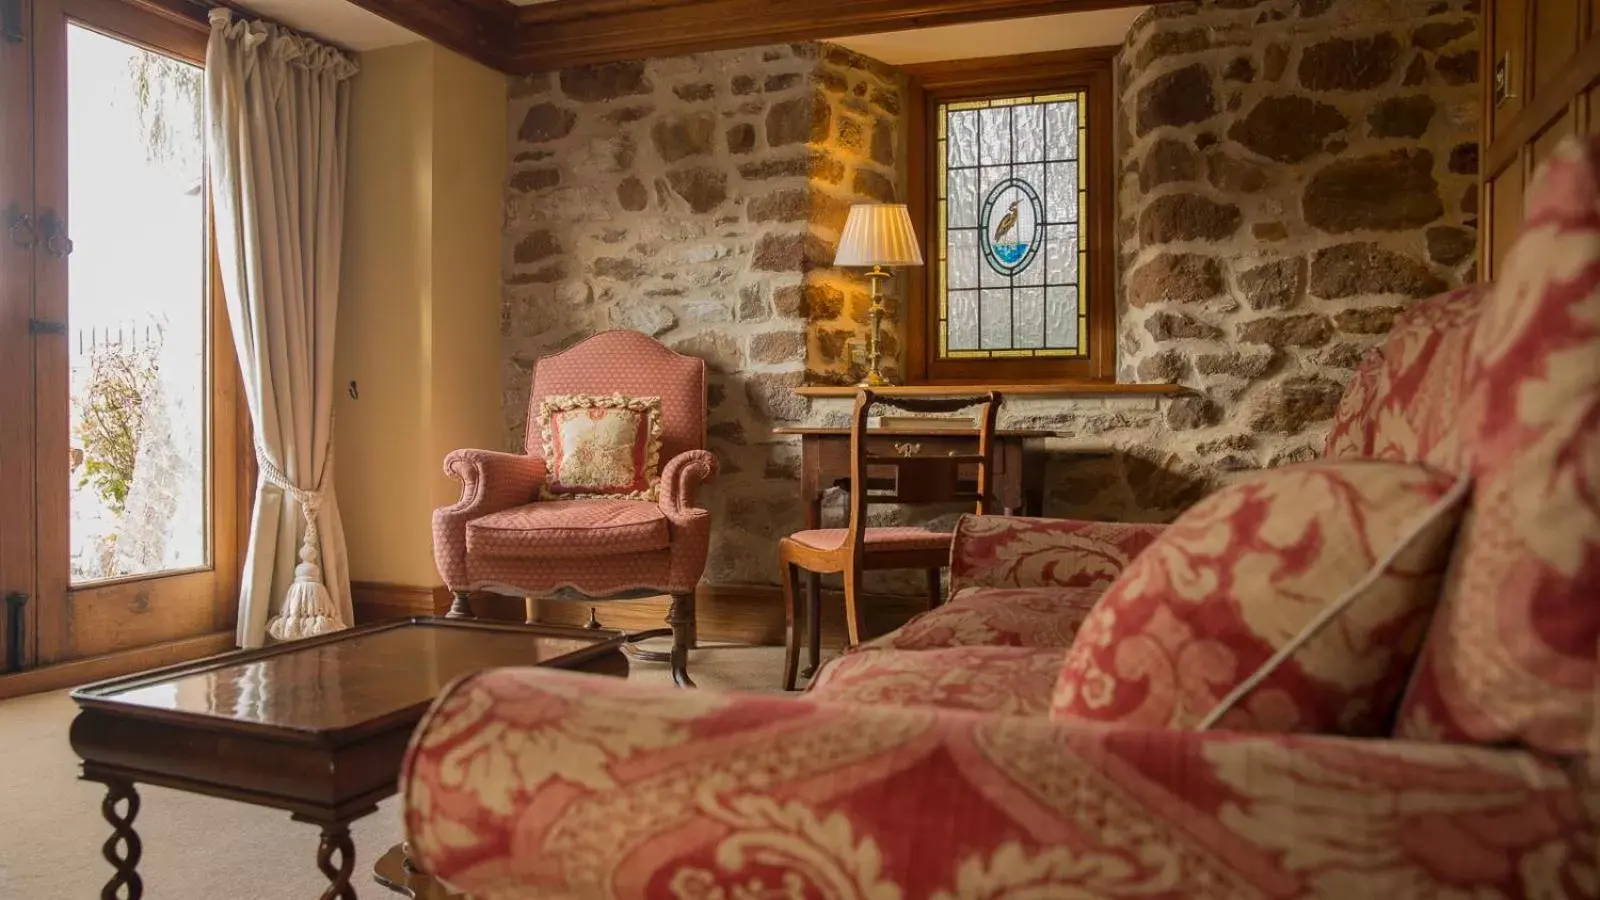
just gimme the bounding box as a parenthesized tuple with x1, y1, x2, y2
(833, 204, 925, 268)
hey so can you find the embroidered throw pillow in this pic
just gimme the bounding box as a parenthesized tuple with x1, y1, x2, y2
(1051, 460, 1468, 736)
(538, 394, 662, 500)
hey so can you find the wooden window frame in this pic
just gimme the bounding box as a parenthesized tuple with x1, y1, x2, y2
(903, 47, 1117, 385)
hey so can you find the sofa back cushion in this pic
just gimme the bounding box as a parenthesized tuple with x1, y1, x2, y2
(1050, 460, 1466, 735)
(1391, 135, 1600, 754)
(526, 330, 706, 465)
(1323, 284, 1488, 471)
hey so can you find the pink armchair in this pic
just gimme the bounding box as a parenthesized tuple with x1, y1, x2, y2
(431, 330, 717, 685)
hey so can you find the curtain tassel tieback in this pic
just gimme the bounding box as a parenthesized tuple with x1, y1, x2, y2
(260, 448, 346, 641)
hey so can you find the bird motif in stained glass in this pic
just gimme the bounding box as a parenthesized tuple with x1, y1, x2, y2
(980, 177, 1043, 277)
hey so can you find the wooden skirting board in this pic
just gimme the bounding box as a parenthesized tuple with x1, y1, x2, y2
(0, 630, 237, 701)
(351, 580, 930, 648)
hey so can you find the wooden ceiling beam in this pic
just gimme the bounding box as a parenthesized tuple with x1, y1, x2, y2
(510, 0, 1147, 72)
(342, 0, 516, 70)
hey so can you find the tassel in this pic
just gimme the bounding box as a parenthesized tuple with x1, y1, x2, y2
(266, 491, 348, 641)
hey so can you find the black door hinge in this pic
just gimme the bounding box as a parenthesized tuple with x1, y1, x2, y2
(1, 0, 23, 45)
(28, 317, 65, 335)
(4, 592, 26, 673)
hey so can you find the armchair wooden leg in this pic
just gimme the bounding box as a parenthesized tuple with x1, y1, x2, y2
(782, 563, 802, 691)
(445, 591, 473, 619)
(667, 592, 696, 689)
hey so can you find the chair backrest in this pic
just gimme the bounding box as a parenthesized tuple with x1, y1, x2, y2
(525, 331, 707, 463)
(844, 390, 1001, 551)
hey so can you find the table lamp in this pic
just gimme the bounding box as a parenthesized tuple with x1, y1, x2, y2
(833, 203, 924, 386)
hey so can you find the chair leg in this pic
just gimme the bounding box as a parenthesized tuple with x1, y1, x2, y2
(842, 565, 865, 649)
(445, 591, 473, 619)
(782, 563, 802, 692)
(925, 568, 943, 609)
(667, 592, 696, 689)
(804, 570, 822, 679)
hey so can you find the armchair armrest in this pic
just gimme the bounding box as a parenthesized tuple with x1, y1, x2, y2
(403, 669, 1591, 899)
(949, 513, 1167, 594)
(658, 449, 718, 525)
(431, 450, 546, 590)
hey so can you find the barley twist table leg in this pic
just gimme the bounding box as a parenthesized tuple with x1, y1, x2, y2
(99, 781, 143, 900)
(317, 823, 357, 900)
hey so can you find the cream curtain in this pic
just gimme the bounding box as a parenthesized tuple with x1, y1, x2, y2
(205, 9, 357, 647)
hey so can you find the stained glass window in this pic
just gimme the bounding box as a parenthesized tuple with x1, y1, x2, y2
(937, 92, 1088, 359)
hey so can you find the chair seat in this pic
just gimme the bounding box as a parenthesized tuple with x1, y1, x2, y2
(466, 500, 670, 560)
(785, 527, 952, 553)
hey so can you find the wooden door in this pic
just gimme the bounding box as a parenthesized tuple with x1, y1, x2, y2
(4, 0, 240, 678)
(1, 0, 39, 674)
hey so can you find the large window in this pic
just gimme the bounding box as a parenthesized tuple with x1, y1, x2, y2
(907, 49, 1116, 384)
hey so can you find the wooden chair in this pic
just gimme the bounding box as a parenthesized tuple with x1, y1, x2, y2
(780, 390, 1001, 690)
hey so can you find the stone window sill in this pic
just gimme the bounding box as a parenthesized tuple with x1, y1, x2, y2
(793, 383, 1190, 398)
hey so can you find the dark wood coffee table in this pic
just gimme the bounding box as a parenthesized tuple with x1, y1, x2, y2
(69, 617, 627, 899)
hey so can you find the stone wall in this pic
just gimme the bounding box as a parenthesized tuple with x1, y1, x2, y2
(502, 0, 1480, 592)
(502, 44, 904, 585)
(1106, 0, 1480, 478)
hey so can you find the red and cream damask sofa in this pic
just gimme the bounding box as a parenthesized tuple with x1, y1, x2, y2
(399, 138, 1600, 897)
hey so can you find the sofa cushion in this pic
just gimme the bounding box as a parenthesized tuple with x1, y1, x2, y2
(1393, 135, 1600, 754)
(811, 646, 1064, 716)
(1052, 460, 1467, 735)
(859, 585, 1102, 651)
(466, 500, 671, 559)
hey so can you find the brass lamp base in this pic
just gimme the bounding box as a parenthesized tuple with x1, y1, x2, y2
(856, 265, 894, 387)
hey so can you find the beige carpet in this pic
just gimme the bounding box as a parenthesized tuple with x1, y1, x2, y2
(0, 643, 786, 900)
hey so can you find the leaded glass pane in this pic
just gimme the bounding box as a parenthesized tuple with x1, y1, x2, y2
(980, 289, 1011, 349)
(1045, 224, 1079, 285)
(1014, 103, 1045, 163)
(948, 290, 980, 349)
(949, 110, 979, 168)
(948, 168, 978, 228)
(1046, 286, 1078, 349)
(936, 92, 1088, 361)
(947, 229, 979, 290)
(1015, 287, 1044, 348)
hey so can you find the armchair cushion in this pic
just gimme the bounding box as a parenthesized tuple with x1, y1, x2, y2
(1052, 460, 1466, 736)
(538, 394, 662, 500)
(786, 526, 950, 552)
(466, 500, 670, 560)
(858, 585, 1102, 651)
(810, 646, 1063, 716)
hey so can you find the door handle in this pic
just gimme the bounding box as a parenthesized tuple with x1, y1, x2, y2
(39, 210, 73, 258)
(4, 203, 36, 250)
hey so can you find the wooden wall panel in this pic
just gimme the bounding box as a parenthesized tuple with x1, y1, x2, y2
(1490, 167, 1526, 276)
(1532, 0, 1582, 92)
(1491, 0, 1528, 139)
(1533, 109, 1577, 166)
(1590, 85, 1600, 134)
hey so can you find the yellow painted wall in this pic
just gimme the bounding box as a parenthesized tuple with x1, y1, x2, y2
(336, 43, 506, 587)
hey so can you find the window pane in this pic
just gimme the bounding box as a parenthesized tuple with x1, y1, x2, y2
(948, 290, 980, 349)
(936, 92, 1089, 360)
(979, 106, 1010, 166)
(68, 26, 208, 583)
(1046, 286, 1079, 349)
(1015, 103, 1045, 163)
(948, 168, 978, 228)
(949, 110, 979, 168)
